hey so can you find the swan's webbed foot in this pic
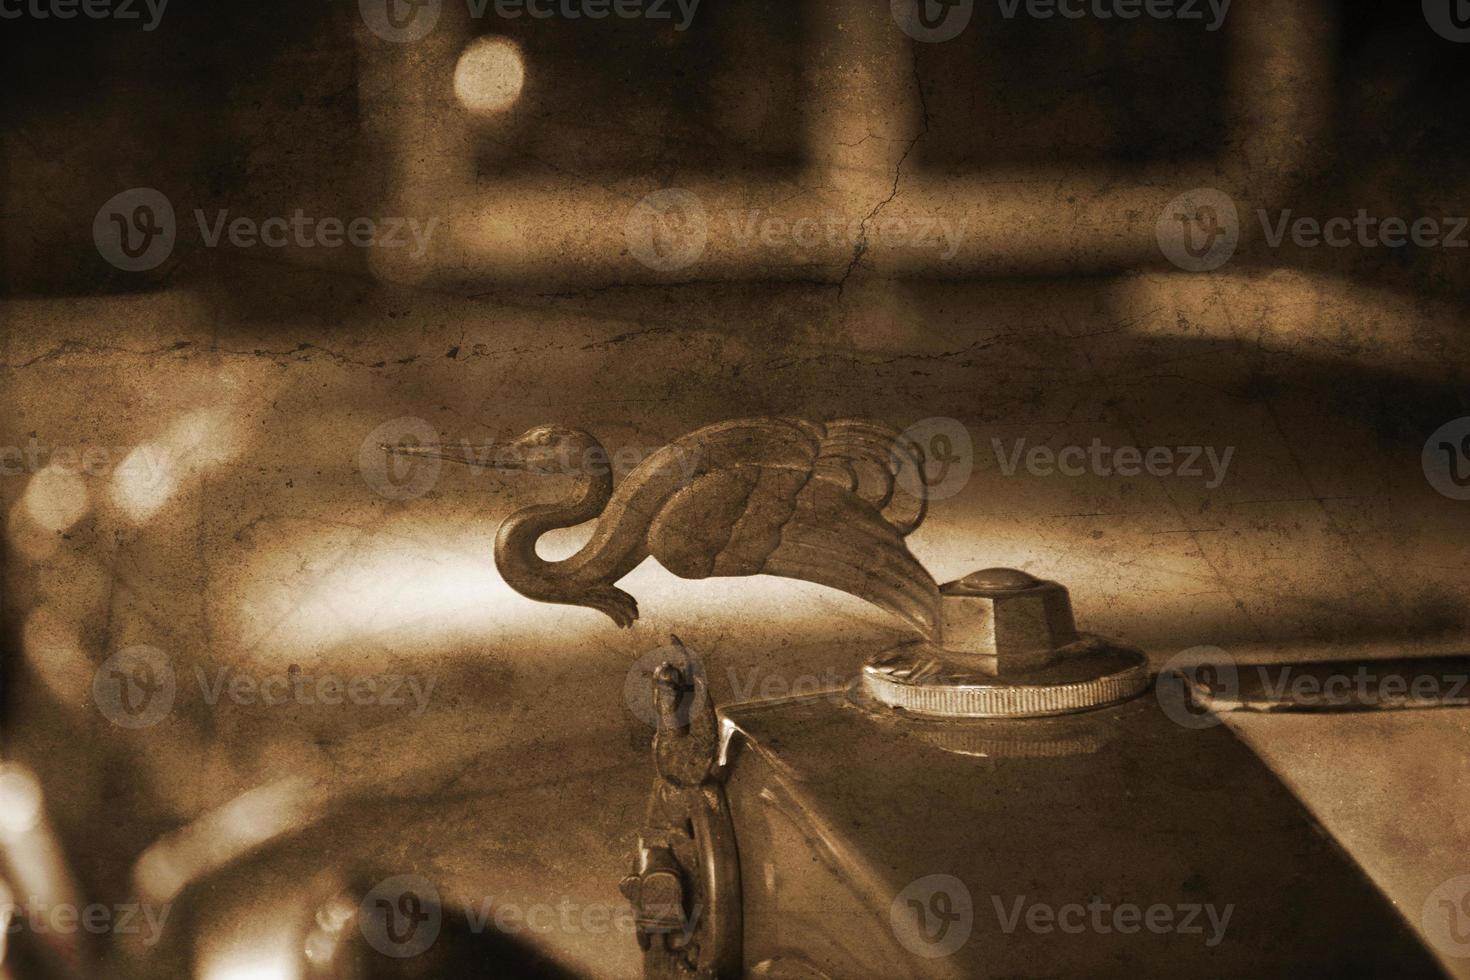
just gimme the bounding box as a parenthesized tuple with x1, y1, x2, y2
(587, 586, 639, 629)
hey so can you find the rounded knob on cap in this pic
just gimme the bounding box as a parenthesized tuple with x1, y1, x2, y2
(944, 567, 1040, 594)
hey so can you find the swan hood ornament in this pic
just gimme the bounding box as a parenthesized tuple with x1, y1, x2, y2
(387, 418, 942, 639)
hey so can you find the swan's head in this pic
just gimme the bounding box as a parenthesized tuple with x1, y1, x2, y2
(502, 425, 602, 476)
(378, 424, 603, 477)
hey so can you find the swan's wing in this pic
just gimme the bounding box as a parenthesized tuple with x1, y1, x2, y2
(577, 417, 823, 565)
(654, 417, 928, 537)
(648, 463, 941, 640)
(667, 417, 823, 472)
(813, 419, 928, 535)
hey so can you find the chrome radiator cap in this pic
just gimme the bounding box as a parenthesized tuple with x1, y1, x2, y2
(861, 568, 1150, 719)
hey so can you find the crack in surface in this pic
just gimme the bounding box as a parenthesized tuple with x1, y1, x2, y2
(838, 47, 932, 297)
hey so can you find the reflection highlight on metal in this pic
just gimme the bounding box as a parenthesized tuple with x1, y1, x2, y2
(904, 720, 1111, 759)
(863, 639, 1150, 719)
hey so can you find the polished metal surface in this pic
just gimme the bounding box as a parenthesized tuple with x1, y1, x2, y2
(860, 569, 1149, 718)
(716, 689, 1445, 979)
(387, 418, 943, 639)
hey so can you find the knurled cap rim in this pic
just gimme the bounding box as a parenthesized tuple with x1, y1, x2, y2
(861, 639, 1149, 719)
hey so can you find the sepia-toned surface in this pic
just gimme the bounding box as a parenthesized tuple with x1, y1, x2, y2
(3, 1, 1470, 977)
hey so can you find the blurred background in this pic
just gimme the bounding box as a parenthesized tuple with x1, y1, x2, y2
(2, 0, 1469, 976)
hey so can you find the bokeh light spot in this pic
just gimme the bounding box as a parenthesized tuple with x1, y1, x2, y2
(0, 765, 43, 837)
(453, 36, 526, 114)
(22, 464, 89, 533)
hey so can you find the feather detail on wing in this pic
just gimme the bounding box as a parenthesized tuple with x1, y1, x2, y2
(648, 458, 942, 640)
(813, 419, 929, 536)
(761, 477, 941, 639)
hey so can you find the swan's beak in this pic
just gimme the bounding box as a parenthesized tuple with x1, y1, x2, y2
(378, 443, 528, 470)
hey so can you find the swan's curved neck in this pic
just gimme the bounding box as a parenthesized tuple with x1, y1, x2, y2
(494, 437, 615, 601)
